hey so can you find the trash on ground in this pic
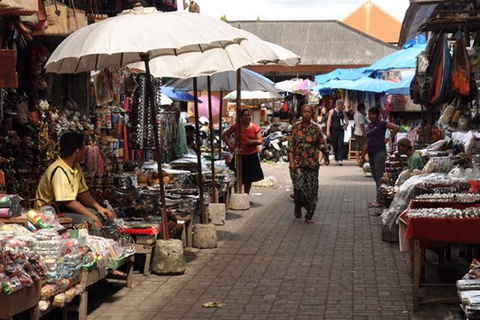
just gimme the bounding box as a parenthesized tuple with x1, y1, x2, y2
(202, 302, 226, 308)
(252, 176, 278, 188)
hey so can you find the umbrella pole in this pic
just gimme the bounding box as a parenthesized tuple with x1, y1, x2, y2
(193, 78, 207, 224)
(141, 54, 169, 241)
(219, 91, 223, 160)
(236, 69, 243, 193)
(207, 76, 218, 203)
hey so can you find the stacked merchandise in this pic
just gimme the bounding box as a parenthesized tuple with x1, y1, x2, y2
(458, 260, 480, 319)
(0, 194, 23, 219)
(0, 221, 134, 312)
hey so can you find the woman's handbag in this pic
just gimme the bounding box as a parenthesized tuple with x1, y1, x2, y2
(87, 0, 107, 24)
(32, 0, 70, 36)
(0, 0, 24, 12)
(21, 0, 48, 30)
(0, 49, 19, 88)
(0, 0, 38, 16)
(68, 0, 87, 32)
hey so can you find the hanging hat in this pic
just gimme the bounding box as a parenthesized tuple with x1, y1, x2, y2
(199, 116, 209, 125)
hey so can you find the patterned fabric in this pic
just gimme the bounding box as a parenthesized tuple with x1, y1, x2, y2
(293, 167, 319, 219)
(289, 122, 324, 168)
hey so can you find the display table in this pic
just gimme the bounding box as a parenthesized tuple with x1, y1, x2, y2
(400, 211, 480, 311)
(0, 281, 41, 320)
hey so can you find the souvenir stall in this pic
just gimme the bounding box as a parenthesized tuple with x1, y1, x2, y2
(0, 1, 206, 317)
(378, 1, 480, 313)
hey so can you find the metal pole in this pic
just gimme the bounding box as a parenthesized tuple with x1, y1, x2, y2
(193, 78, 207, 223)
(235, 69, 243, 193)
(207, 76, 218, 203)
(140, 53, 169, 240)
(218, 90, 223, 160)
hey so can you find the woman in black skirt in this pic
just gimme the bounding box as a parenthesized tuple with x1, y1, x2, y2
(222, 108, 264, 194)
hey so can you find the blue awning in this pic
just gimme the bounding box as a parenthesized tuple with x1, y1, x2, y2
(314, 67, 372, 85)
(365, 41, 426, 72)
(384, 71, 415, 95)
(314, 77, 396, 93)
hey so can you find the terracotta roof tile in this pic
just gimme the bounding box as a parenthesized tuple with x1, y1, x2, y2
(342, 0, 401, 44)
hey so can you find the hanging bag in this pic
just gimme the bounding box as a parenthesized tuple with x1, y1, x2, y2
(452, 37, 471, 96)
(0, 0, 38, 16)
(0, 49, 19, 88)
(21, 0, 48, 31)
(87, 0, 107, 24)
(0, 0, 28, 15)
(68, 0, 87, 32)
(32, 0, 70, 36)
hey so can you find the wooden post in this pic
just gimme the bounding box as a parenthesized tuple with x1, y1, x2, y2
(235, 69, 243, 193)
(413, 238, 421, 312)
(193, 78, 206, 223)
(207, 76, 218, 203)
(140, 53, 169, 240)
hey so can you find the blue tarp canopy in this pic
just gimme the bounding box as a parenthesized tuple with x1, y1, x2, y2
(314, 77, 396, 93)
(314, 67, 372, 85)
(365, 37, 426, 72)
(384, 71, 415, 95)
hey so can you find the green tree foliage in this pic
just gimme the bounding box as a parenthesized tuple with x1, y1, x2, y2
(220, 15, 227, 22)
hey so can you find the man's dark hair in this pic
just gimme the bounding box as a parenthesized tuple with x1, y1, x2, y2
(60, 132, 85, 158)
(357, 103, 365, 111)
(368, 106, 381, 116)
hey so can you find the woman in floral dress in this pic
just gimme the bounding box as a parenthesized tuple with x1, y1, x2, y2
(288, 105, 325, 223)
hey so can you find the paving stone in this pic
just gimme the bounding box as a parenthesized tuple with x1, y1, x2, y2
(79, 162, 457, 320)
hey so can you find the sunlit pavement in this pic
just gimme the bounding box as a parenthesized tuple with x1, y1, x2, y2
(80, 162, 456, 320)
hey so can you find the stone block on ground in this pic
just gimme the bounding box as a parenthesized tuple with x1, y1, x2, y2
(229, 193, 250, 211)
(193, 223, 217, 248)
(208, 203, 226, 225)
(151, 239, 186, 275)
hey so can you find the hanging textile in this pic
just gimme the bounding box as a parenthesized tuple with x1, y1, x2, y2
(130, 74, 161, 150)
(176, 119, 188, 158)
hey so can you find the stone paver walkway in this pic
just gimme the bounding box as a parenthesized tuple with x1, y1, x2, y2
(82, 162, 458, 320)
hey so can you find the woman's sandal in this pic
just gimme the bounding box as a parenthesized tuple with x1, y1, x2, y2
(294, 211, 302, 219)
(305, 219, 315, 224)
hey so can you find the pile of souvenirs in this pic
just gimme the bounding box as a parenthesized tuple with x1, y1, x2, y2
(0, 218, 134, 310)
(458, 259, 480, 319)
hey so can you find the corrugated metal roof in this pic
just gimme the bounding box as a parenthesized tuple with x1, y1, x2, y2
(229, 20, 399, 66)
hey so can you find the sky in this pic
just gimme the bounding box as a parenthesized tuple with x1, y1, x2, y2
(199, 0, 410, 23)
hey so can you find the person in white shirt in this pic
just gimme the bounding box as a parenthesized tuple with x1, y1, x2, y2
(353, 103, 366, 167)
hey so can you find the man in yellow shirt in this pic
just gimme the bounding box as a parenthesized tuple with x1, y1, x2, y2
(36, 132, 115, 230)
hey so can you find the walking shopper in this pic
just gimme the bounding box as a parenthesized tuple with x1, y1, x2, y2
(353, 103, 366, 166)
(222, 108, 264, 194)
(326, 100, 349, 166)
(360, 106, 399, 208)
(288, 105, 325, 223)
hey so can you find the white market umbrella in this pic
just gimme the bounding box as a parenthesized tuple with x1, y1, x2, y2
(45, 7, 246, 74)
(264, 41, 300, 68)
(223, 90, 283, 105)
(129, 29, 300, 79)
(275, 79, 304, 93)
(45, 4, 251, 237)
